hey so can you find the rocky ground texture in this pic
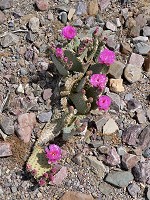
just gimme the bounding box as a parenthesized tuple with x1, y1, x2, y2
(0, 0, 150, 199)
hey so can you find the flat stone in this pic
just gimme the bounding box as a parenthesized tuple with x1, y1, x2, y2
(88, 0, 98, 16)
(106, 21, 117, 32)
(1, 33, 19, 48)
(0, 0, 13, 10)
(42, 88, 52, 100)
(0, 116, 14, 135)
(133, 36, 149, 43)
(16, 84, 24, 94)
(122, 153, 139, 170)
(138, 125, 150, 150)
(28, 17, 40, 33)
(76, 1, 87, 16)
(98, 0, 111, 11)
(143, 26, 150, 37)
(106, 35, 117, 50)
(0, 10, 6, 24)
(35, 0, 49, 11)
(105, 147, 120, 166)
(105, 171, 134, 188)
(124, 64, 142, 83)
(134, 42, 150, 55)
(143, 148, 150, 158)
(37, 111, 52, 123)
(11, 186, 17, 193)
(103, 118, 119, 134)
(60, 191, 94, 200)
(129, 53, 144, 68)
(121, 8, 128, 20)
(98, 145, 110, 154)
(115, 18, 121, 27)
(108, 92, 121, 112)
(52, 167, 68, 185)
(87, 156, 106, 178)
(117, 146, 127, 156)
(109, 78, 124, 93)
(127, 183, 141, 198)
(108, 61, 125, 79)
(95, 115, 109, 132)
(72, 153, 82, 165)
(0, 142, 12, 157)
(124, 93, 133, 101)
(136, 110, 147, 124)
(147, 107, 150, 120)
(15, 113, 36, 143)
(122, 125, 142, 146)
(59, 12, 67, 24)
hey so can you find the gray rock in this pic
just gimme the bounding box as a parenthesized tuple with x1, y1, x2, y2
(98, 0, 111, 11)
(105, 171, 134, 188)
(99, 182, 114, 196)
(121, 8, 128, 20)
(0, 142, 12, 157)
(0, 10, 6, 24)
(135, 14, 147, 28)
(143, 26, 150, 37)
(127, 183, 140, 198)
(127, 99, 142, 111)
(117, 146, 127, 156)
(133, 36, 149, 43)
(73, 18, 83, 27)
(122, 125, 142, 146)
(143, 148, 150, 158)
(108, 61, 125, 79)
(86, 16, 95, 28)
(87, 156, 106, 178)
(124, 93, 133, 101)
(26, 31, 37, 42)
(136, 110, 147, 124)
(98, 145, 110, 154)
(108, 92, 121, 112)
(42, 88, 52, 101)
(1, 33, 19, 47)
(76, 1, 87, 16)
(19, 68, 28, 76)
(37, 111, 52, 123)
(0, 186, 3, 195)
(147, 187, 150, 200)
(124, 64, 142, 83)
(130, 26, 141, 37)
(147, 107, 150, 121)
(106, 35, 117, 50)
(59, 12, 67, 24)
(134, 42, 150, 55)
(28, 17, 39, 33)
(129, 53, 144, 68)
(95, 115, 108, 132)
(0, 0, 13, 10)
(11, 186, 17, 193)
(0, 116, 14, 135)
(105, 147, 120, 166)
(106, 21, 117, 32)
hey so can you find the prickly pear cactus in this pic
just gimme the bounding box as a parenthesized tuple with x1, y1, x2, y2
(26, 145, 50, 180)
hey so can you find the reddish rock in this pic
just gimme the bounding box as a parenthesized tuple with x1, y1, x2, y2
(122, 125, 142, 146)
(129, 53, 144, 68)
(42, 88, 52, 100)
(122, 153, 139, 170)
(138, 125, 150, 150)
(35, 0, 49, 11)
(0, 142, 12, 157)
(144, 52, 150, 72)
(52, 166, 68, 185)
(105, 147, 120, 166)
(60, 191, 94, 200)
(16, 113, 36, 143)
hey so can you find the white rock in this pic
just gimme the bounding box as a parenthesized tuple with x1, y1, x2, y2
(29, 17, 39, 33)
(16, 84, 24, 94)
(103, 118, 119, 134)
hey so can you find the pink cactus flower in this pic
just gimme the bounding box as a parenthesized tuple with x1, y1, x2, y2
(97, 95, 111, 111)
(45, 144, 62, 163)
(38, 178, 46, 186)
(98, 48, 115, 66)
(55, 47, 64, 58)
(90, 74, 107, 90)
(61, 25, 77, 40)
